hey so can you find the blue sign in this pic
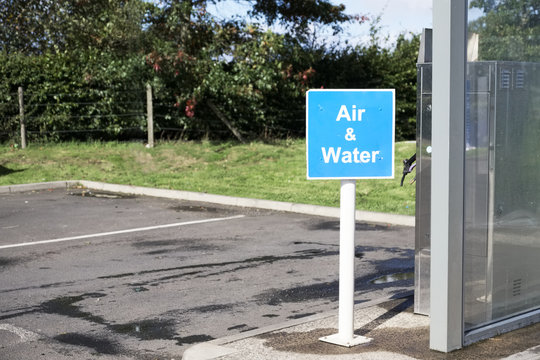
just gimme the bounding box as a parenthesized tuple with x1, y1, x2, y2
(306, 89, 395, 179)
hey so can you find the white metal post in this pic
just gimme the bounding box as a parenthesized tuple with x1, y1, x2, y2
(320, 179, 371, 347)
(430, 0, 467, 352)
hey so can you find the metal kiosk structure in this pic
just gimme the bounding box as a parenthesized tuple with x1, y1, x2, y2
(419, 1, 540, 352)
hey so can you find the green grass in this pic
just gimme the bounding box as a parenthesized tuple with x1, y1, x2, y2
(0, 140, 416, 215)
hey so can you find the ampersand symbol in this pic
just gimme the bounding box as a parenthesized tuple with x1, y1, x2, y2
(345, 127, 356, 141)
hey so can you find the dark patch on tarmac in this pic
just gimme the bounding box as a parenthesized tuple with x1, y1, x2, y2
(370, 272, 415, 285)
(132, 238, 228, 253)
(257, 281, 340, 305)
(189, 303, 235, 313)
(227, 324, 249, 331)
(227, 324, 258, 332)
(110, 319, 177, 341)
(255, 266, 414, 306)
(132, 239, 181, 248)
(40, 293, 107, 324)
(0, 257, 21, 269)
(170, 205, 221, 213)
(133, 286, 149, 292)
(54, 333, 120, 355)
(99, 250, 339, 280)
(287, 312, 316, 319)
(175, 334, 215, 345)
(308, 220, 395, 232)
(153, 270, 203, 282)
(143, 249, 171, 255)
(39, 293, 196, 345)
(292, 241, 338, 247)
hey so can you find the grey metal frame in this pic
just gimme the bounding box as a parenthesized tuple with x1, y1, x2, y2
(430, 0, 467, 352)
(464, 310, 540, 346)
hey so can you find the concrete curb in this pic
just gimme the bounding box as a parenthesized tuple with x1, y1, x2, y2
(181, 290, 414, 360)
(0, 181, 78, 194)
(0, 180, 415, 227)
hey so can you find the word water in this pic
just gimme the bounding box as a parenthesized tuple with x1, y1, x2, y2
(321, 147, 380, 164)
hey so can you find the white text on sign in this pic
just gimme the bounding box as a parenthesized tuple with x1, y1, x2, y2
(336, 105, 366, 122)
(321, 148, 380, 164)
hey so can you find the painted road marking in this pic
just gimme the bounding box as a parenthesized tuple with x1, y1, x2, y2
(0, 215, 246, 250)
(0, 324, 40, 342)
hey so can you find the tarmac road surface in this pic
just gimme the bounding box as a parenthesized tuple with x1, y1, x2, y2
(0, 188, 414, 359)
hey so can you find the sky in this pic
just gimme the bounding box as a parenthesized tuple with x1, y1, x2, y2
(207, 0, 434, 47)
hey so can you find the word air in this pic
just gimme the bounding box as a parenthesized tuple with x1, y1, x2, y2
(336, 105, 366, 122)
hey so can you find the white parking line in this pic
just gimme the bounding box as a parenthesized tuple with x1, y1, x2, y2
(0, 323, 40, 342)
(0, 215, 245, 250)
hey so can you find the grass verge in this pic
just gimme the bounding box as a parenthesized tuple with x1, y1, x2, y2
(0, 139, 416, 215)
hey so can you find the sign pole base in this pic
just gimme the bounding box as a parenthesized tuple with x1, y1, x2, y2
(319, 180, 372, 348)
(320, 333, 371, 347)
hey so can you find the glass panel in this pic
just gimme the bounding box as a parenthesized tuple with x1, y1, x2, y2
(414, 64, 432, 315)
(464, 0, 540, 331)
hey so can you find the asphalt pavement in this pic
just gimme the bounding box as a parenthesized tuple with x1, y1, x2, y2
(0, 182, 415, 359)
(3, 182, 538, 360)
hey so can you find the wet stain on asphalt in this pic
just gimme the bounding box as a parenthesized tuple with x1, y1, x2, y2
(227, 324, 258, 332)
(227, 324, 249, 331)
(262, 314, 279, 318)
(38, 293, 189, 345)
(370, 272, 414, 285)
(174, 334, 215, 346)
(255, 267, 414, 306)
(0, 257, 20, 269)
(287, 312, 316, 320)
(308, 221, 394, 232)
(257, 280, 339, 305)
(98, 249, 339, 281)
(110, 319, 177, 341)
(143, 249, 171, 255)
(132, 239, 181, 248)
(170, 205, 221, 213)
(39, 281, 77, 289)
(132, 238, 228, 254)
(293, 241, 338, 247)
(189, 303, 235, 313)
(40, 293, 107, 325)
(133, 286, 149, 292)
(153, 270, 204, 282)
(99, 272, 136, 279)
(54, 333, 120, 355)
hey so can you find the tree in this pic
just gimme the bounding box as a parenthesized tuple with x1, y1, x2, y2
(307, 20, 420, 141)
(1, 0, 422, 142)
(469, 0, 540, 61)
(249, 0, 356, 39)
(143, 1, 348, 139)
(0, 0, 153, 55)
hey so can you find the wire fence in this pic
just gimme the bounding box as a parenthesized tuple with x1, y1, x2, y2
(0, 86, 306, 146)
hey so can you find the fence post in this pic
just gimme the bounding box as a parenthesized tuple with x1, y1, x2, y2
(18, 87, 27, 149)
(146, 84, 154, 148)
